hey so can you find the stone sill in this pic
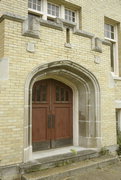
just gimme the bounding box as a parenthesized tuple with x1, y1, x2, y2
(73, 29, 94, 39)
(111, 72, 121, 81)
(40, 19, 63, 31)
(113, 77, 121, 81)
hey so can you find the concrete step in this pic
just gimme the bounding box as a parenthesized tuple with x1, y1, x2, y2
(20, 149, 98, 174)
(21, 155, 118, 180)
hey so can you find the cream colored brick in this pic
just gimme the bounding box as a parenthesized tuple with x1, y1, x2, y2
(0, 0, 121, 168)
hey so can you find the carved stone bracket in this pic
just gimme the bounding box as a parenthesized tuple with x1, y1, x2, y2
(92, 37, 102, 53)
(23, 14, 40, 39)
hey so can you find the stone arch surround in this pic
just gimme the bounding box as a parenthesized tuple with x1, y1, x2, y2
(24, 60, 101, 162)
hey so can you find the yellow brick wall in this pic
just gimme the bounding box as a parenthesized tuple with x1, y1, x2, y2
(0, 0, 28, 17)
(0, 21, 4, 58)
(0, 0, 121, 166)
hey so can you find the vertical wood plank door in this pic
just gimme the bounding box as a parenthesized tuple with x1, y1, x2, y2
(32, 79, 73, 151)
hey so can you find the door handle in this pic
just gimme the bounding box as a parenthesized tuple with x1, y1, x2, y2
(52, 115, 55, 128)
(48, 114, 55, 128)
(48, 115, 52, 128)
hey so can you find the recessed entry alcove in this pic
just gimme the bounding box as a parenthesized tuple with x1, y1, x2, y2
(24, 60, 101, 162)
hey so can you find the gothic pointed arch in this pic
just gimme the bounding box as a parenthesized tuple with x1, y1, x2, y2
(24, 60, 101, 162)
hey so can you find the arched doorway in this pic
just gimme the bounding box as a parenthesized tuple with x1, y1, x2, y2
(24, 60, 101, 162)
(32, 79, 73, 151)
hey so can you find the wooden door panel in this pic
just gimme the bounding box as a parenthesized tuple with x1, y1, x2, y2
(32, 107, 48, 142)
(32, 79, 73, 151)
(55, 107, 72, 139)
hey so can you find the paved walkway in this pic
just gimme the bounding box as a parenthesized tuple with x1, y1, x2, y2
(64, 161, 121, 180)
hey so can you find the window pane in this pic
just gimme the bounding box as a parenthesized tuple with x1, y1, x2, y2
(65, 91, 69, 101)
(28, 0, 41, 11)
(65, 9, 75, 22)
(52, 5, 55, 11)
(41, 86, 47, 101)
(48, 3, 51, 9)
(48, 9, 51, 14)
(38, 0, 41, 5)
(61, 88, 64, 101)
(28, 2, 31, 8)
(37, 5, 41, 11)
(56, 7, 59, 16)
(111, 25, 114, 32)
(65, 15, 68, 20)
(104, 23, 115, 40)
(56, 86, 60, 101)
(110, 43, 114, 72)
(36, 85, 41, 101)
(33, 4, 36, 10)
(111, 32, 114, 39)
(47, 3, 59, 17)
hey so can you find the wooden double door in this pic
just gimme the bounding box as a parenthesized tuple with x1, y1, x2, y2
(32, 79, 73, 151)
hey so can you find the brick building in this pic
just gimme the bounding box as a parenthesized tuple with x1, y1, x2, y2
(0, 0, 121, 179)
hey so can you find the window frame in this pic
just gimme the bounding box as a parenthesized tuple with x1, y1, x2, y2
(104, 23, 119, 75)
(47, 2, 60, 19)
(104, 23, 115, 41)
(65, 8, 76, 23)
(28, 0, 43, 16)
(28, 0, 79, 26)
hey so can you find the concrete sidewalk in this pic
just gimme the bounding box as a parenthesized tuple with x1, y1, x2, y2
(64, 161, 121, 180)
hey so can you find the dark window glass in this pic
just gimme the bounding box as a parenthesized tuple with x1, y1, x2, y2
(56, 86, 60, 101)
(65, 91, 69, 101)
(110, 42, 114, 72)
(56, 86, 69, 102)
(61, 88, 65, 101)
(36, 85, 41, 101)
(41, 85, 47, 101)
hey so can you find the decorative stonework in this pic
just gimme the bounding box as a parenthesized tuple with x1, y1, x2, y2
(0, 57, 9, 80)
(92, 37, 102, 53)
(94, 56, 101, 64)
(24, 60, 101, 162)
(23, 14, 40, 39)
(64, 43, 72, 48)
(26, 42, 35, 53)
(0, 12, 25, 23)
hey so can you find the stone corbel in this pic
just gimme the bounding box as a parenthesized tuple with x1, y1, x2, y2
(92, 37, 102, 53)
(22, 14, 40, 39)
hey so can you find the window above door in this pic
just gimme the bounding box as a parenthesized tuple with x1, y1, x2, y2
(104, 17, 119, 76)
(47, 2, 60, 18)
(28, 0, 80, 26)
(65, 8, 76, 23)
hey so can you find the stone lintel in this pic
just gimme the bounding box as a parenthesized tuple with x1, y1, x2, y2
(62, 19, 77, 27)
